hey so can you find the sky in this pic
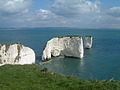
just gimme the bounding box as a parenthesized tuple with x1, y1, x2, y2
(0, 0, 120, 28)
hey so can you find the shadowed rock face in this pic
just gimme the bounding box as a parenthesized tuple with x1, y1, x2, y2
(84, 36, 93, 49)
(42, 36, 84, 60)
(0, 43, 35, 66)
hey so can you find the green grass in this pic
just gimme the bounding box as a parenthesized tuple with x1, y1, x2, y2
(0, 64, 120, 90)
(57, 35, 82, 38)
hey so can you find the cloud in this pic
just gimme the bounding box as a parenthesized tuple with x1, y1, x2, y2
(107, 7, 120, 17)
(36, 9, 64, 20)
(0, 0, 68, 27)
(27, 9, 68, 27)
(0, 8, 68, 28)
(0, 0, 31, 15)
(99, 6, 120, 28)
(0, 0, 120, 28)
(0, 0, 101, 28)
(51, 0, 100, 17)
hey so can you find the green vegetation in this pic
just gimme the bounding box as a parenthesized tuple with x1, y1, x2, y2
(0, 64, 120, 90)
(58, 35, 82, 38)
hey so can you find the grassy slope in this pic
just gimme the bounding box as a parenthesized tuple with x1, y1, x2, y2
(0, 65, 120, 90)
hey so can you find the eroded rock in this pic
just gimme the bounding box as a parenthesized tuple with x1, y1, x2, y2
(42, 36, 84, 60)
(84, 36, 93, 49)
(0, 43, 35, 66)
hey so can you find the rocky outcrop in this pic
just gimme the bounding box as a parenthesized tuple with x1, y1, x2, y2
(84, 36, 93, 49)
(0, 43, 35, 66)
(42, 36, 84, 60)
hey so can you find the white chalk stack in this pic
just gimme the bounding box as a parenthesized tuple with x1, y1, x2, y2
(42, 36, 84, 60)
(84, 36, 93, 49)
(42, 35, 93, 61)
(0, 43, 35, 66)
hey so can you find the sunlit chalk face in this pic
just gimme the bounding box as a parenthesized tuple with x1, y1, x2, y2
(42, 36, 84, 60)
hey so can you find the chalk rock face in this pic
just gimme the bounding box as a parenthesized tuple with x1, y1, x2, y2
(42, 36, 84, 60)
(84, 36, 93, 49)
(0, 43, 35, 66)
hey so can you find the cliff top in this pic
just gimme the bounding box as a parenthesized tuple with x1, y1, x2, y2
(57, 35, 82, 38)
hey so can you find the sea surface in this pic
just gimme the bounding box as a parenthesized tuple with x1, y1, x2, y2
(0, 27, 120, 80)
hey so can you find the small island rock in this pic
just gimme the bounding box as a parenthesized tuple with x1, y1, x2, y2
(84, 36, 93, 49)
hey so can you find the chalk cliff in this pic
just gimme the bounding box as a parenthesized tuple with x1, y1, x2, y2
(84, 36, 93, 49)
(42, 36, 84, 60)
(0, 43, 35, 66)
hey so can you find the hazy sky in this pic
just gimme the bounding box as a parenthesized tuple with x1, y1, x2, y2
(0, 0, 120, 28)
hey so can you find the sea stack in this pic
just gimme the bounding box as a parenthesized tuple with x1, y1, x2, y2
(42, 36, 84, 61)
(0, 43, 35, 66)
(84, 36, 93, 49)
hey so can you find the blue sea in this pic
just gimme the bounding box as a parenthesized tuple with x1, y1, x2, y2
(0, 27, 120, 80)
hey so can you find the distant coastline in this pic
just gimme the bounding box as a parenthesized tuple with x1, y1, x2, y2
(0, 27, 120, 31)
